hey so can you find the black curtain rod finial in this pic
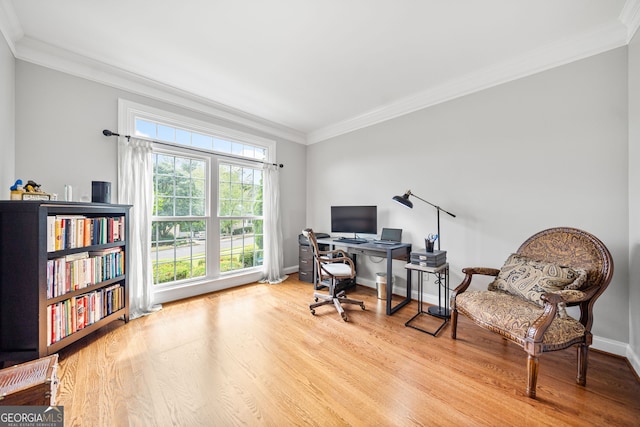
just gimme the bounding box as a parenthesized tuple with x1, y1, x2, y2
(103, 129, 130, 141)
(102, 129, 119, 137)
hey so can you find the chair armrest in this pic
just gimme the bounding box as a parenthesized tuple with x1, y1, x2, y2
(318, 253, 356, 277)
(525, 293, 564, 349)
(318, 254, 355, 269)
(462, 267, 501, 276)
(452, 267, 500, 296)
(318, 249, 349, 258)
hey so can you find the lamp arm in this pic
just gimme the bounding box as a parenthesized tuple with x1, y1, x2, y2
(408, 191, 457, 218)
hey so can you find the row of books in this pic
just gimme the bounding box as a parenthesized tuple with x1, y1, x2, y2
(46, 247, 125, 299)
(46, 215, 125, 252)
(46, 283, 125, 346)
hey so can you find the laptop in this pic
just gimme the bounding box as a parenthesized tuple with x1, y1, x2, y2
(373, 228, 403, 245)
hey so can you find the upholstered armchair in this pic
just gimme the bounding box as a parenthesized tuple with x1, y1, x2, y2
(450, 227, 613, 398)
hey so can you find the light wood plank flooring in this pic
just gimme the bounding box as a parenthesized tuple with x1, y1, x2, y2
(56, 274, 640, 426)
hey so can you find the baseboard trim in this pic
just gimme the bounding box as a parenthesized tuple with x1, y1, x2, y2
(591, 335, 628, 358)
(625, 343, 640, 379)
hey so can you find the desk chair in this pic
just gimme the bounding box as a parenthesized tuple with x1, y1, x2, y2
(303, 228, 365, 321)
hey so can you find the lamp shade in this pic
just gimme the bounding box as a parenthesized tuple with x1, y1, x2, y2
(392, 191, 413, 208)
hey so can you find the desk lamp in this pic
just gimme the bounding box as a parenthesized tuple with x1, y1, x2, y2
(392, 190, 456, 251)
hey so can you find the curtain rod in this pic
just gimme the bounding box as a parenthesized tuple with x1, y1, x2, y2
(102, 129, 283, 168)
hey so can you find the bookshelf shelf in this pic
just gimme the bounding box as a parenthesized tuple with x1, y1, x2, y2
(0, 201, 130, 365)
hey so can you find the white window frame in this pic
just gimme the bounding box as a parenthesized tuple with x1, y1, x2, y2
(118, 99, 276, 303)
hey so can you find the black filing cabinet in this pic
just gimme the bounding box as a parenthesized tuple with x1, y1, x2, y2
(298, 233, 329, 284)
(299, 244, 315, 283)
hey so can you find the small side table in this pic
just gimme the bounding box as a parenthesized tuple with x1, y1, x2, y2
(404, 262, 450, 336)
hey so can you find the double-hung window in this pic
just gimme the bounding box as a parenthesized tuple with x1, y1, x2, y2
(120, 100, 274, 290)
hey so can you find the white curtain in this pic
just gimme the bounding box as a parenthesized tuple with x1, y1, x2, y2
(260, 163, 287, 284)
(118, 136, 162, 319)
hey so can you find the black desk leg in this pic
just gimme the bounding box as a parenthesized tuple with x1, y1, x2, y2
(386, 246, 412, 315)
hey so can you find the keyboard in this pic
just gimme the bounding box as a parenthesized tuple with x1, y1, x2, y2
(334, 238, 367, 244)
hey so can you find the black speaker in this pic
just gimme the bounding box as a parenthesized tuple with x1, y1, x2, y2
(92, 181, 112, 204)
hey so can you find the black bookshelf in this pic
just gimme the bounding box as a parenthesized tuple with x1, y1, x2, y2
(0, 201, 130, 364)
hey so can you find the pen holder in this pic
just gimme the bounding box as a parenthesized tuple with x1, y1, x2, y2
(425, 239, 434, 252)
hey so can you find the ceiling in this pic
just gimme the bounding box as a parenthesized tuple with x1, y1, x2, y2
(1, 1, 639, 144)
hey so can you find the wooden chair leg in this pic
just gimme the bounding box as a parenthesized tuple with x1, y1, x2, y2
(577, 344, 589, 386)
(451, 308, 458, 339)
(526, 354, 539, 398)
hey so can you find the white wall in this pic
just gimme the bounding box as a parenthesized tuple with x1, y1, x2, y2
(628, 27, 640, 373)
(0, 34, 14, 196)
(14, 60, 307, 274)
(307, 47, 630, 347)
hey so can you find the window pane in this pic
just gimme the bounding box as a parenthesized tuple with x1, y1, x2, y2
(176, 129, 191, 145)
(175, 177, 191, 197)
(255, 147, 266, 160)
(137, 114, 268, 162)
(254, 201, 263, 216)
(242, 168, 254, 184)
(213, 138, 231, 153)
(192, 198, 205, 216)
(192, 133, 213, 150)
(218, 162, 264, 274)
(230, 166, 242, 183)
(135, 119, 156, 138)
(242, 201, 254, 216)
(158, 124, 175, 142)
(175, 158, 191, 178)
(155, 175, 175, 196)
(176, 198, 191, 216)
(154, 154, 206, 218)
(230, 183, 243, 200)
(231, 142, 243, 155)
(219, 218, 263, 272)
(192, 161, 205, 179)
(151, 220, 207, 284)
(156, 196, 174, 216)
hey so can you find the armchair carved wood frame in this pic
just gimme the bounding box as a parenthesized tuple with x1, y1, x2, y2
(450, 227, 614, 398)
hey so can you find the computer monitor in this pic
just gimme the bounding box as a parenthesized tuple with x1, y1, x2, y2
(331, 205, 377, 235)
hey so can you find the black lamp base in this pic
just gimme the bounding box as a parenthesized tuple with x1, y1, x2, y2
(427, 306, 450, 318)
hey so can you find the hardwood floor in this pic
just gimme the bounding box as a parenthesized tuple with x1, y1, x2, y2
(56, 274, 640, 426)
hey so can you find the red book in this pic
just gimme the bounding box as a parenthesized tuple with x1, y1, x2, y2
(76, 296, 85, 330)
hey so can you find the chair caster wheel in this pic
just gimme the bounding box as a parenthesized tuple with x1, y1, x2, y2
(314, 297, 318, 302)
(341, 312, 348, 322)
(310, 309, 316, 315)
(360, 304, 366, 310)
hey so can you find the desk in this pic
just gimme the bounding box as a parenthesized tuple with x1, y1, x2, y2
(404, 262, 450, 336)
(316, 238, 412, 315)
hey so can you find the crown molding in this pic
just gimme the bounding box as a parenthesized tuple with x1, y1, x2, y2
(307, 21, 628, 144)
(620, 0, 640, 42)
(3, 2, 635, 147)
(0, 0, 21, 54)
(13, 36, 306, 145)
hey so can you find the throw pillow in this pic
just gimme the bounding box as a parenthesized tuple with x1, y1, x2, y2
(488, 253, 588, 312)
